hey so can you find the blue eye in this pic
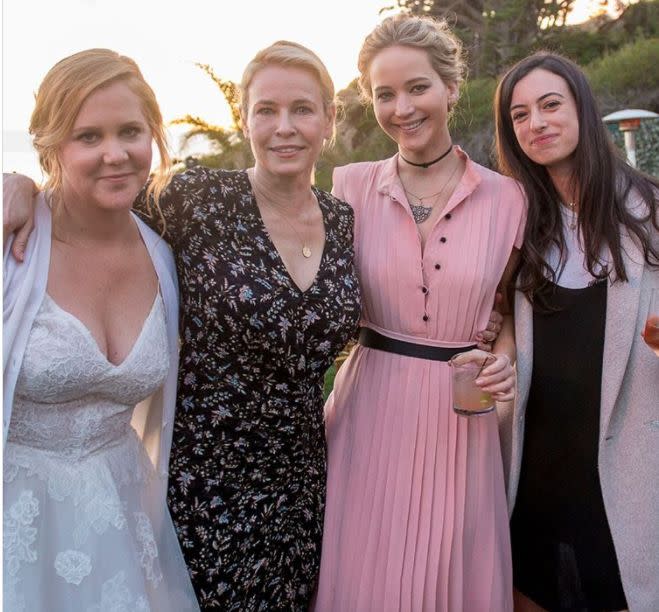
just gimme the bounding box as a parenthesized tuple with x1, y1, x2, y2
(411, 84, 428, 94)
(376, 91, 393, 102)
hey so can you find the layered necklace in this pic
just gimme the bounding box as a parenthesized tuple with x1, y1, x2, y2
(402, 156, 460, 224)
(251, 173, 315, 258)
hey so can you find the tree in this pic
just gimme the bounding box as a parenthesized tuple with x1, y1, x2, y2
(171, 63, 253, 170)
(385, 0, 578, 76)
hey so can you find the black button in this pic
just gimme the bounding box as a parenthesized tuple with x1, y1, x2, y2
(422, 315, 429, 322)
(445, 213, 452, 220)
(440, 237, 447, 243)
(421, 286, 428, 294)
(435, 263, 441, 270)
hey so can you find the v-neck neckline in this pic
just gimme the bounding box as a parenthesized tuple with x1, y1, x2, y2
(43, 291, 161, 368)
(242, 171, 329, 295)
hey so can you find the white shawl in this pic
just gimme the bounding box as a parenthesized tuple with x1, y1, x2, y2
(3, 193, 180, 502)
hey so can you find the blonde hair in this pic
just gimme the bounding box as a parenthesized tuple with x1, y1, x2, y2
(357, 14, 466, 104)
(29, 48, 172, 211)
(239, 40, 337, 141)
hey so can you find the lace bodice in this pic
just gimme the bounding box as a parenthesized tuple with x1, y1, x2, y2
(7, 293, 169, 460)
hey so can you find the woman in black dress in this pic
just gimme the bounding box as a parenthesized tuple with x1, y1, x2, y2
(133, 41, 360, 609)
(494, 52, 659, 611)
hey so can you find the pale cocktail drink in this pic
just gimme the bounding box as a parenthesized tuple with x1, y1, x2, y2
(450, 353, 495, 416)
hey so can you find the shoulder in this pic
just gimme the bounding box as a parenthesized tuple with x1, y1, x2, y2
(332, 157, 395, 207)
(471, 161, 526, 208)
(334, 158, 391, 185)
(166, 166, 248, 195)
(316, 188, 354, 219)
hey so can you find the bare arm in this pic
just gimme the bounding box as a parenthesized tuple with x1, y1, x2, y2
(471, 249, 521, 401)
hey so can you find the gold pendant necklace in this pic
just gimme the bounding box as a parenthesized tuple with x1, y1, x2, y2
(251, 175, 314, 258)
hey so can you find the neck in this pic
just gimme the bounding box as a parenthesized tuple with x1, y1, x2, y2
(547, 166, 578, 210)
(53, 190, 137, 245)
(399, 141, 453, 169)
(397, 146, 458, 182)
(250, 165, 315, 213)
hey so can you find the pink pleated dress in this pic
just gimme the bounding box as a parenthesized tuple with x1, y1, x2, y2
(315, 149, 526, 612)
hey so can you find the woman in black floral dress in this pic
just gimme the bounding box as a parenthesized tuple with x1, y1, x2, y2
(135, 42, 360, 609)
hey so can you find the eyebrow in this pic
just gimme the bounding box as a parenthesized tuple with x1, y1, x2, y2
(72, 119, 144, 132)
(254, 97, 316, 106)
(373, 76, 430, 94)
(510, 91, 565, 111)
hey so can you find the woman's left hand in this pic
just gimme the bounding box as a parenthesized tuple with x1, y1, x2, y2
(475, 352, 515, 402)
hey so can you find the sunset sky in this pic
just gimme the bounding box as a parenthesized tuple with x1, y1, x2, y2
(2, 0, 615, 177)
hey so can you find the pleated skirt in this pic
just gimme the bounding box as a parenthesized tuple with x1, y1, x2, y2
(315, 342, 512, 612)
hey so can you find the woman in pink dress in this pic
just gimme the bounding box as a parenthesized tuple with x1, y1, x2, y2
(315, 15, 524, 611)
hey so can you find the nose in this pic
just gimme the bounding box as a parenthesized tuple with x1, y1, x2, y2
(102, 138, 129, 164)
(394, 93, 414, 117)
(529, 108, 547, 132)
(275, 111, 296, 137)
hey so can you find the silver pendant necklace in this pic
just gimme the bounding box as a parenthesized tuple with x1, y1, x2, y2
(403, 158, 460, 225)
(567, 201, 577, 230)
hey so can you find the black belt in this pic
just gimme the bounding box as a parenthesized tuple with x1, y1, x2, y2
(358, 327, 475, 362)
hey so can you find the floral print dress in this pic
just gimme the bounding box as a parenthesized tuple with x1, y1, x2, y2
(136, 167, 360, 610)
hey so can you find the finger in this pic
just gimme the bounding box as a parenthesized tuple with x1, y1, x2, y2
(480, 329, 497, 342)
(493, 389, 515, 402)
(12, 216, 34, 262)
(479, 357, 510, 378)
(482, 378, 515, 394)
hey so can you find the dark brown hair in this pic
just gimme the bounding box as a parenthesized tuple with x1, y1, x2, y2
(494, 51, 658, 307)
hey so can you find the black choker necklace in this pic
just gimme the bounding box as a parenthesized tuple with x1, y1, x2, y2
(400, 142, 453, 169)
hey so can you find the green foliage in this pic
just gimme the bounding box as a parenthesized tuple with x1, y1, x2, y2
(608, 119, 659, 177)
(452, 77, 497, 132)
(586, 37, 659, 93)
(323, 364, 336, 400)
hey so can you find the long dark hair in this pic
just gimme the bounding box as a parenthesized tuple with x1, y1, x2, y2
(494, 51, 658, 307)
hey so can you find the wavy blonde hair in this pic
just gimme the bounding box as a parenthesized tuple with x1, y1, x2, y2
(29, 48, 172, 213)
(357, 14, 466, 104)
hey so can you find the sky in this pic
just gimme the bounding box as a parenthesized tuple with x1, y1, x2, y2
(2, 0, 605, 177)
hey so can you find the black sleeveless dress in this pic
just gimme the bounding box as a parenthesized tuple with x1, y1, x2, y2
(510, 280, 628, 611)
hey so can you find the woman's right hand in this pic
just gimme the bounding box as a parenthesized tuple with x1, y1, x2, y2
(3, 173, 38, 261)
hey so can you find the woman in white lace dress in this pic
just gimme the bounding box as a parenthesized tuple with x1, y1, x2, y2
(3, 49, 199, 611)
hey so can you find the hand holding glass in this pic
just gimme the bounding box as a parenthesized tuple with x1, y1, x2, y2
(450, 352, 496, 416)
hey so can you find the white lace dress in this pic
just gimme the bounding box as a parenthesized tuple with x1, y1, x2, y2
(3, 293, 200, 612)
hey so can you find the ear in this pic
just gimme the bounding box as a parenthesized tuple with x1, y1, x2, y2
(446, 81, 459, 109)
(324, 102, 337, 140)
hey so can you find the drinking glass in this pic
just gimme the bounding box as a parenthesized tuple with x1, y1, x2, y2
(450, 352, 496, 416)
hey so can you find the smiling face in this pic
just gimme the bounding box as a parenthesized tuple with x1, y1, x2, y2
(58, 80, 152, 212)
(369, 45, 457, 162)
(242, 64, 335, 181)
(509, 68, 580, 173)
